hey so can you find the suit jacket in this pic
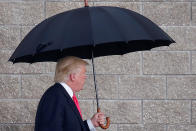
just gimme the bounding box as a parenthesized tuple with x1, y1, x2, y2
(34, 83, 90, 131)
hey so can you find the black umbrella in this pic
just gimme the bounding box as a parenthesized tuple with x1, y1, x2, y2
(9, 0, 175, 129)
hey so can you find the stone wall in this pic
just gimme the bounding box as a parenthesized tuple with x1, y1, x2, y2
(0, 0, 196, 131)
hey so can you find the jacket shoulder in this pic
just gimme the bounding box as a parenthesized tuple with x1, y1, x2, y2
(39, 83, 63, 101)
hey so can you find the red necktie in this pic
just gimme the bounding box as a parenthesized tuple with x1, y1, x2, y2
(72, 93, 82, 119)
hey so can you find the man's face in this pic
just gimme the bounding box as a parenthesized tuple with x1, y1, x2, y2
(74, 65, 87, 92)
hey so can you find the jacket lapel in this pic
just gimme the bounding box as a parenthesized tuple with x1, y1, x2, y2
(56, 83, 85, 129)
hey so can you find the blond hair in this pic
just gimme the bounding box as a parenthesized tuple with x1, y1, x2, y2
(54, 56, 89, 83)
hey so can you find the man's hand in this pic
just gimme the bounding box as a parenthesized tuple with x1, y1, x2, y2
(91, 112, 105, 127)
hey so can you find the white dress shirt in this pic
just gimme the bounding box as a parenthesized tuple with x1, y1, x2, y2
(60, 82, 96, 131)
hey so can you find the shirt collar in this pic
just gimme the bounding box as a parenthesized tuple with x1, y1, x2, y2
(59, 82, 73, 98)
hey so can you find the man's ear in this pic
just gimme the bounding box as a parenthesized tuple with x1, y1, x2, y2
(69, 73, 76, 82)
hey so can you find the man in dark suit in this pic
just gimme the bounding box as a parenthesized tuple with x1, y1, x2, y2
(34, 56, 105, 131)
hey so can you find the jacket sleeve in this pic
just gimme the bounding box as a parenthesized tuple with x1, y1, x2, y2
(84, 120, 91, 131)
(35, 92, 65, 131)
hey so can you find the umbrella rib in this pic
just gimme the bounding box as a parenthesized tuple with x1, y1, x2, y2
(120, 8, 156, 41)
(98, 7, 128, 42)
(97, 7, 130, 55)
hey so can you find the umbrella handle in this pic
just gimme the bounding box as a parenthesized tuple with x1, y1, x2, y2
(97, 108, 110, 129)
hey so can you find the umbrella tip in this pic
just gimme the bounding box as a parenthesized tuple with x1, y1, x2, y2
(12, 58, 16, 63)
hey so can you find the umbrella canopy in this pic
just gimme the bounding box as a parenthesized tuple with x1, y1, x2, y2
(9, 6, 174, 63)
(9, 5, 175, 129)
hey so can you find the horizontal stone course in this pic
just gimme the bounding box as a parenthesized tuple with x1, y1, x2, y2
(96, 124, 117, 131)
(0, 124, 34, 131)
(167, 76, 196, 99)
(94, 52, 141, 74)
(21, 74, 54, 99)
(192, 2, 196, 26)
(0, 1, 44, 25)
(118, 124, 165, 131)
(192, 52, 196, 74)
(0, 26, 20, 50)
(0, 75, 20, 99)
(93, 2, 142, 13)
(0, 100, 39, 123)
(143, 2, 191, 26)
(143, 51, 190, 74)
(118, 75, 166, 99)
(143, 100, 191, 124)
(167, 125, 196, 131)
(78, 75, 118, 99)
(94, 100, 142, 124)
(78, 100, 94, 120)
(192, 101, 196, 124)
(46, 2, 92, 18)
